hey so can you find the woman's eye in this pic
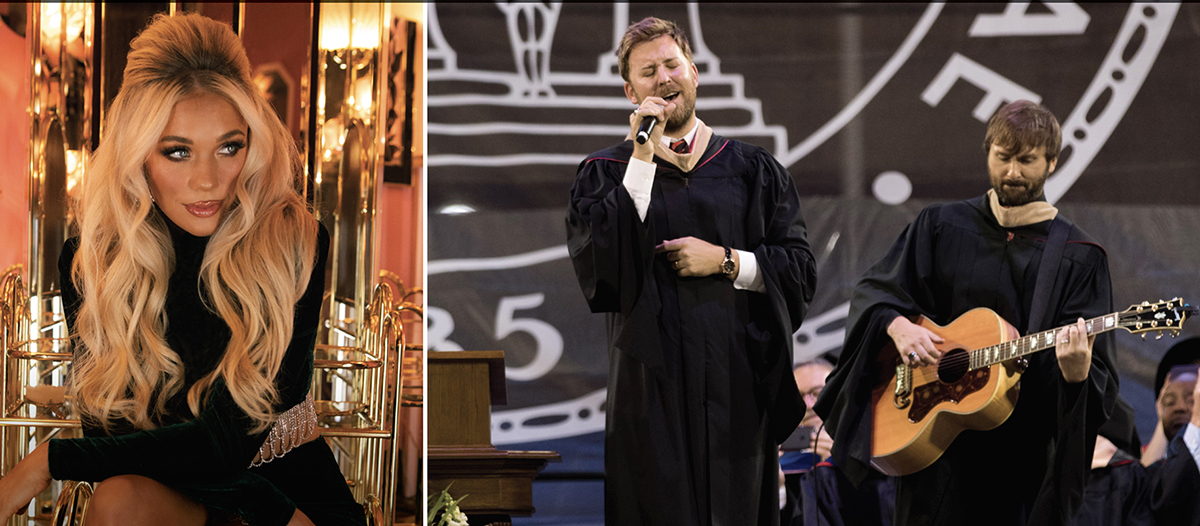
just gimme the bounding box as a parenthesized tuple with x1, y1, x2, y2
(220, 141, 247, 156)
(161, 147, 190, 161)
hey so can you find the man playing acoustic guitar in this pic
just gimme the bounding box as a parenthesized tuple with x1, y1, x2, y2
(815, 100, 1121, 526)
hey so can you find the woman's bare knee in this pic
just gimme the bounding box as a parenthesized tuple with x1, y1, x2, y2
(85, 475, 205, 526)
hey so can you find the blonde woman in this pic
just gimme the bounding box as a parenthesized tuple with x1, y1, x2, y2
(0, 13, 364, 526)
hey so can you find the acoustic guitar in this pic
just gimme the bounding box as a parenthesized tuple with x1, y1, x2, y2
(870, 298, 1196, 477)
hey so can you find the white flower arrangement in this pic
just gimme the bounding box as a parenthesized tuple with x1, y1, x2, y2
(428, 482, 469, 526)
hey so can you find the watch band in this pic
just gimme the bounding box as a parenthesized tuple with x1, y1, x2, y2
(722, 246, 736, 277)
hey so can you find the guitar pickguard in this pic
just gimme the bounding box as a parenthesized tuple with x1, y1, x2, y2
(907, 367, 991, 423)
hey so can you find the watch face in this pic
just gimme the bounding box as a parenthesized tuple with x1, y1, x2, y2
(723, 260, 736, 274)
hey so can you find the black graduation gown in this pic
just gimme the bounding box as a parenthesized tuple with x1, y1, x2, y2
(1068, 450, 1153, 526)
(1146, 431, 1200, 525)
(813, 195, 1119, 526)
(782, 463, 896, 526)
(567, 135, 817, 525)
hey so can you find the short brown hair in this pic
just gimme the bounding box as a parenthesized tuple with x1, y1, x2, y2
(983, 100, 1062, 162)
(616, 17, 692, 83)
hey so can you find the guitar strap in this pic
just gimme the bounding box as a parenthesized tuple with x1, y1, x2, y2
(1026, 217, 1069, 333)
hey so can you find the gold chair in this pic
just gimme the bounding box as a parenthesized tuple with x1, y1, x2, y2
(315, 282, 407, 525)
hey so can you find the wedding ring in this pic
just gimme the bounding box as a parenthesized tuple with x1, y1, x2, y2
(908, 351, 919, 362)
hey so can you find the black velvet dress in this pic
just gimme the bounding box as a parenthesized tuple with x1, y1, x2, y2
(49, 212, 364, 526)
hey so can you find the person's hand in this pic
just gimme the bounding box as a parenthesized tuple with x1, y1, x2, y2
(1091, 435, 1118, 469)
(888, 316, 944, 367)
(655, 237, 727, 278)
(629, 96, 673, 163)
(0, 442, 52, 521)
(1142, 419, 1168, 467)
(1056, 318, 1094, 383)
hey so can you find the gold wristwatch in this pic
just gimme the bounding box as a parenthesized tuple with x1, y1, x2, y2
(721, 247, 736, 277)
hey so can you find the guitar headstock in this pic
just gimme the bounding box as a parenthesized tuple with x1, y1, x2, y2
(1117, 298, 1199, 340)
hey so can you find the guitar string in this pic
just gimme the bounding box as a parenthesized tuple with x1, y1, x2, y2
(914, 329, 1056, 370)
(918, 318, 1123, 371)
(912, 310, 1176, 370)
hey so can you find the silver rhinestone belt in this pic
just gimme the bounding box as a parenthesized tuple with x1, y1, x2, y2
(249, 391, 317, 467)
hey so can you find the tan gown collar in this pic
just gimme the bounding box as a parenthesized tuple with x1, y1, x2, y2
(625, 118, 713, 173)
(987, 188, 1058, 228)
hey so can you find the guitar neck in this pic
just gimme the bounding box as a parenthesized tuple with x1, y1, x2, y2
(968, 313, 1118, 370)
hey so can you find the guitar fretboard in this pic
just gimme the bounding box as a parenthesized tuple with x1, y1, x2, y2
(968, 314, 1116, 370)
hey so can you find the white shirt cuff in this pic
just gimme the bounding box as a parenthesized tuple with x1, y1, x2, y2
(733, 249, 765, 293)
(623, 157, 656, 222)
(1183, 422, 1200, 469)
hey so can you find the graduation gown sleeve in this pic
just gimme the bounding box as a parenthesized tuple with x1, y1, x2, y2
(743, 148, 818, 441)
(1147, 431, 1200, 526)
(812, 204, 944, 485)
(566, 145, 669, 373)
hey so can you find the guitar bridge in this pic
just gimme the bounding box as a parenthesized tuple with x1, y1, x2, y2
(894, 363, 912, 409)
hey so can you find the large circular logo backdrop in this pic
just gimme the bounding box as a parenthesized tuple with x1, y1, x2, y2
(427, 3, 1200, 475)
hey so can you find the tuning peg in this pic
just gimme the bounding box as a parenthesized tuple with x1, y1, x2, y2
(1156, 332, 1163, 340)
(1142, 301, 1150, 306)
(1173, 331, 1180, 338)
(1141, 334, 1147, 341)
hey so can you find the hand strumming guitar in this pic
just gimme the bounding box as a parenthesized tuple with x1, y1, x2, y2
(889, 315, 945, 367)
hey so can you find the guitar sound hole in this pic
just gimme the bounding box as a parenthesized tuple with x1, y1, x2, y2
(937, 348, 970, 383)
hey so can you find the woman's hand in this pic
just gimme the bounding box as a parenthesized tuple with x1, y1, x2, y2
(0, 442, 53, 521)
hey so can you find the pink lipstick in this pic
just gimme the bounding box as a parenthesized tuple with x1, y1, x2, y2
(185, 200, 222, 218)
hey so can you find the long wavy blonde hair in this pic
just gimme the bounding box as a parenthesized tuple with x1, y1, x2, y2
(69, 13, 317, 433)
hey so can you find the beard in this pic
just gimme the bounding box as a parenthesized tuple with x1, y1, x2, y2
(635, 81, 696, 136)
(993, 166, 1050, 207)
(664, 88, 696, 134)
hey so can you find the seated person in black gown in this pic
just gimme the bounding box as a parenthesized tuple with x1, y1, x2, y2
(0, 13, 363, 526)
(781, 359, 894, 526)
(1141, 337, 1200, 465)
(1069, 398, 1151, 526)
(1140, 339, 1200, 526)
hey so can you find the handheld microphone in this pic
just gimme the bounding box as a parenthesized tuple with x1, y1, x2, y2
(635, 116, 657, 145)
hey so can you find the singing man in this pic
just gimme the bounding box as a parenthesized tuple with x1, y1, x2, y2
(566, 16, 817, 526)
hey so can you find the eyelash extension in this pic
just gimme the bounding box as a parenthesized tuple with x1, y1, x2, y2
(161, 146, 189, 160)
(223, 140, 248, 154)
